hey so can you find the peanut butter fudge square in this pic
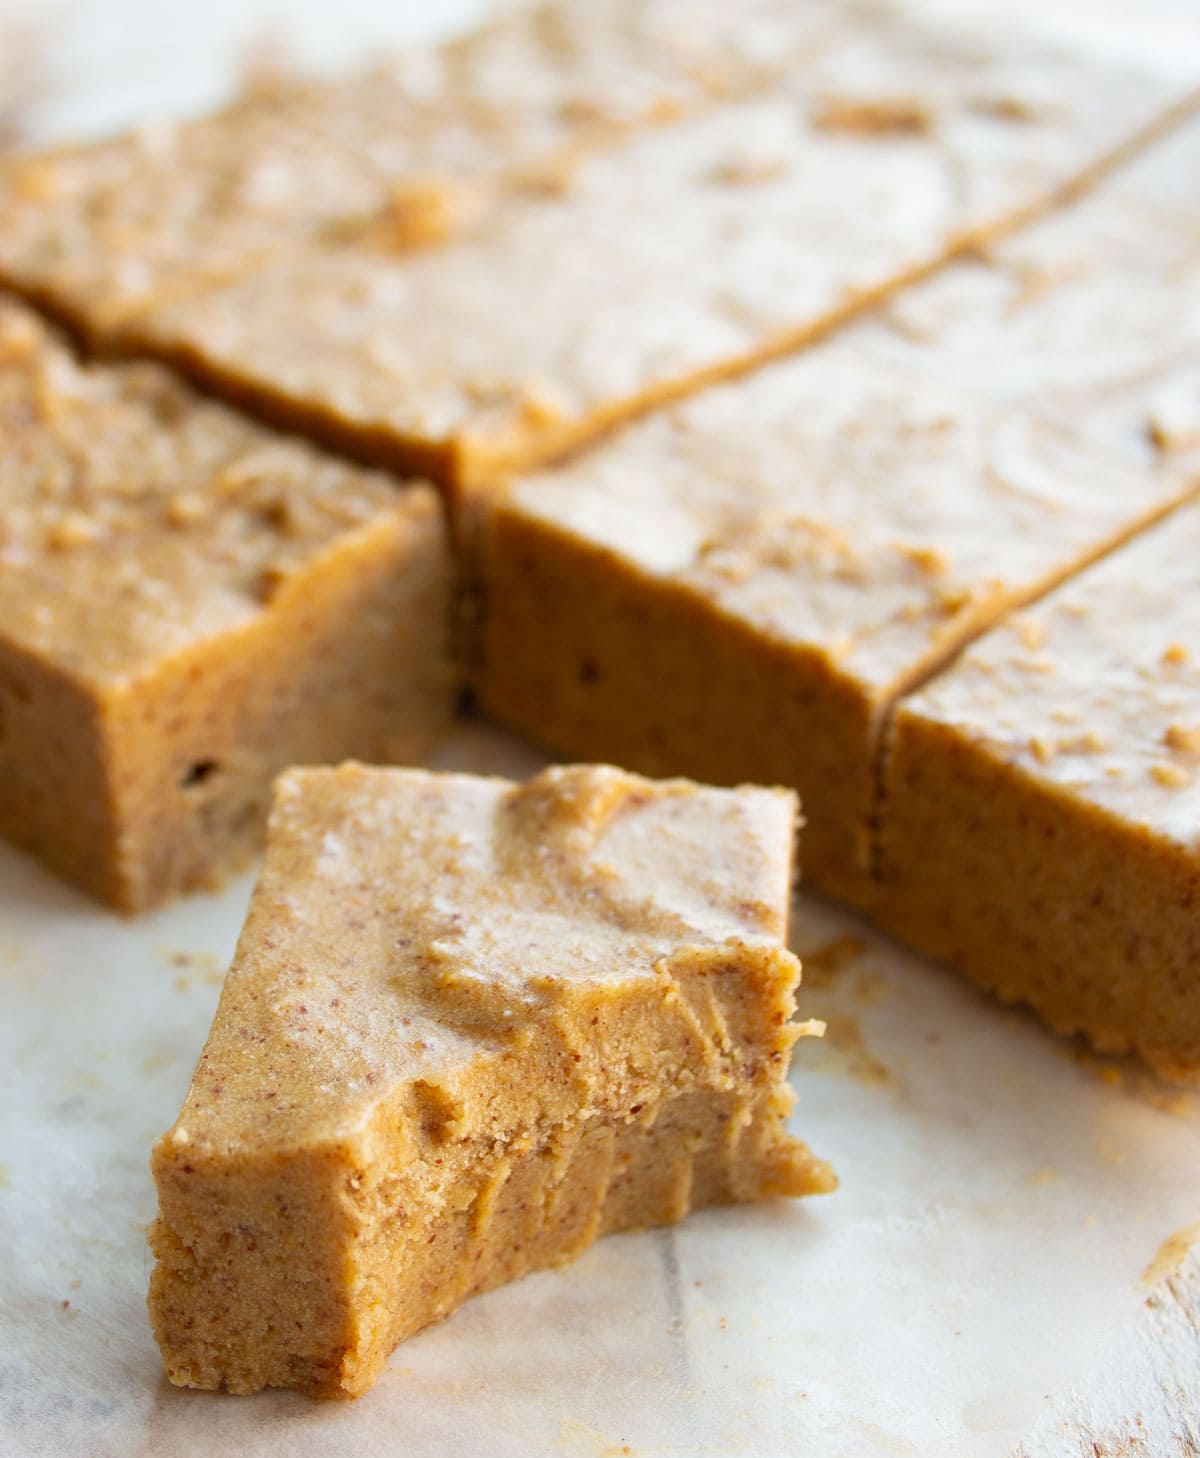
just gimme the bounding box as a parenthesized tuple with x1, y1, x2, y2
(0, 0, 844, 338)
(148, 763, 832, 1398)
(475, 365, 1187, 905)
(472, 117, 1200, 903)
(118, 6, 1195, 490)
(0, 297, 451, 911)
(877, 494, 1200, 1082)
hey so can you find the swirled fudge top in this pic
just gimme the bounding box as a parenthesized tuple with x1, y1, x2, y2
(162, 762, 801, 1152)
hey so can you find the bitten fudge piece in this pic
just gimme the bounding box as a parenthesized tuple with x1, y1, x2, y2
(472, 117, 1200, 902)
(148, 763, 832, 1399)
(0, 297, 452, 911)
(877, 497, 1200, 1081)
(119, 6, 1193, 490)
(0, 0, 842, 336)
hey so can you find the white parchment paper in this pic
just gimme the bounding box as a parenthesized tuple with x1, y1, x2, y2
(3, 722, 1199, 1458)
(2, 1, 1199, 1451)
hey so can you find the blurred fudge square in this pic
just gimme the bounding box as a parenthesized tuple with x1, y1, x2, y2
(0, 297, 453, 911)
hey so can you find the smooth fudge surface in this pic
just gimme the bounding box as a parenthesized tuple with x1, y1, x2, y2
(878, 501, 1200, 1080)
(869, 113, 1200, 462)
(85, 6, 1194, 487)
(0, 296, 452, 910)
(149, 763, 832, 1397)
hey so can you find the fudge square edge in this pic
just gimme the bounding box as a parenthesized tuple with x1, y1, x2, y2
(877, 500, 1200, 1081)
(148, 761, 833, 1398)
(0, 296, 453, 911)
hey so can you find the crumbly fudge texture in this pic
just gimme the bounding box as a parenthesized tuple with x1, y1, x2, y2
(876, 501, 1200, 1081)
(148, 763, 832, 1398)
(101, 7, 1196, 489)
(0, 297, 452, 911)
(0, 0, 845, 336)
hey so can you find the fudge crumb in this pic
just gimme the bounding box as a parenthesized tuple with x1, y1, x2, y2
(1148, 416, 1173, 452)
(1147, 401, 1200, 454)
(1151, 761, 1191, 788)
(45, 512, 103, 551)
(390, 178, 473, 249)
(163, 493, 207, 528)
(1165, 723, 1200, 754)
(710, 153, 789, 186)
(898, 543, 949, 576)
(515, 382, 569, 428)
(933, 583, 976, 617)
(1162, 642, 1190, 666)
(1057, 730, 1106, 755)
(971, 94, 1040, 123)
(556, 94, 617, 127)
(348, 177, 479, 252)
(1142, 1220, 1200, 1288)
(506, 149, 581, 198)
(812, 95, 932, 137)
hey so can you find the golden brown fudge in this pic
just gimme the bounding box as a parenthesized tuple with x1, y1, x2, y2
(870, 113, 1200, 451)
(472, 115, 1200, 902)
(0, 0, 844, 337)
(148, 762, 832, 1398)
(112, 8, 1196, 490)
(876, 495, 1200, 1082)
(476, 376, 1191, 906)
(0, 297, 452, 911)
